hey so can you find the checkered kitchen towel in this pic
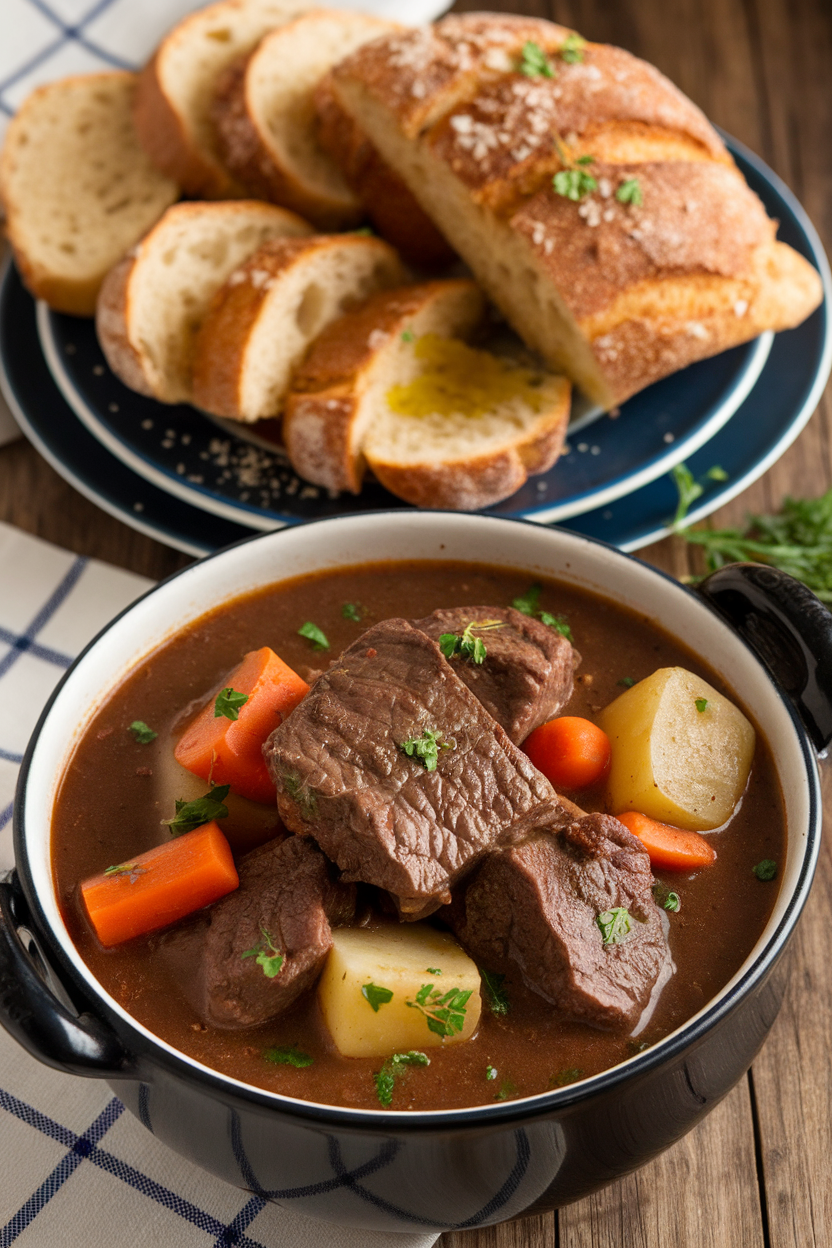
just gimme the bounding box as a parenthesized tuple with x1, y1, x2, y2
(0, 523, 439, 1248)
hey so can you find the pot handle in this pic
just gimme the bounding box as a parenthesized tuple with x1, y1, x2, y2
(697, 562, 832, 752)
(0, 875, 134, 1078)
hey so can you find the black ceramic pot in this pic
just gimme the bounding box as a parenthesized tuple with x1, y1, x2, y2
(1, 515, 829, 1232)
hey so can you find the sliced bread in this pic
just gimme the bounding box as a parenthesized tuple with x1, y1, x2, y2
(191, 233, 407, 421)
(96, 200, 312, 404)
(212, 9, 398, 229)
(0, 72, 179, 316)
(284, 279, 572, 509)
(134, 0, 314, 199)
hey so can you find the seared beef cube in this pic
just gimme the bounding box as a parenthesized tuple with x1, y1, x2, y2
(165, 835, 356, 1029)
(445, 813, 672, 1031)
(413, 606, 578, 743)
(264, 619, 562, 916)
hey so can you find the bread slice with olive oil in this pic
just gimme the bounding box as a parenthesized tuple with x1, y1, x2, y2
(96, 199, 313, 404)
(191, 232, 407, 421)
(283, 280, 571, 508)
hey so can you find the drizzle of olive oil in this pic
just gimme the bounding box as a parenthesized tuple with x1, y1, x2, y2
(386, 334, 546, 418)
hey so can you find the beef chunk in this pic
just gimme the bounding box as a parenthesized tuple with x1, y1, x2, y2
(412, 606, 578, 743)
(263, 619, 563, 916)
(445, 813, 672, 1030)
(163, 835, 356, 1029)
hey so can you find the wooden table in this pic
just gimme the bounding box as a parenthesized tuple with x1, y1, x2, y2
(2, 0, 830, 1242)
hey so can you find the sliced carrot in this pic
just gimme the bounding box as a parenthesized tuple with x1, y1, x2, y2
(81, 821, 239, 947)
(523, 716, 611, 790)
(175, 647, 309, 804)
(616, 811, 717, 872)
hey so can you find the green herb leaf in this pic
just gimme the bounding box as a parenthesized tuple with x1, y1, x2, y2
(298, 621, 330, 650)
(553, 168, 598, 201)
(342, 602, 363, 621)
(480, 967, 510, 1016)
(399, 727, 454, 772)
(362, 982, 394, 1011)
(129, 720, 157, 744)
(495, 1079, 517, 1101)
(512, 583, 542, 615)
(616, 177, 643, 206)
(439, 618, 504, 665)
(597, 907, 632, 945)
(628, 1039, 651, 1055)
(560, 32, 586, 63)
(519, 39, 554, 77)
(103, 861, 147, 882)
(664, 892, 681, 912)
(695, 697, 709, 713)
(241, 927, 284, 978)
(401, 328, 415, 343)
(162, 784, 230, 837)
(426, 967, 442, 975)
(552, 1067, 583, 1087)
(753, 859, 778, 881)
(575, 154, 595, 166)
(214, 686, 249, 721)
(373, 1050, 430, 1107)
(670, 461, 730, 529)
(265, 1045, 313, 1067)
(617, 677, 635, 688)
(538, 611, 572, 641)
(486, 1065, 498, 1080)
(652, 880, 682, 912)
(406, 985, 472, 1038)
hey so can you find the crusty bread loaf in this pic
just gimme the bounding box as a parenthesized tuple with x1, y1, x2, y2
(284, 278, 571, 509)
(0, 73, 179, 316)
(192, 233, 406, 421)
(96, 200, 312, 404)
(212, 9, 398, 229)
(330, 14, 824, 408)
(134, 0, 314, 199)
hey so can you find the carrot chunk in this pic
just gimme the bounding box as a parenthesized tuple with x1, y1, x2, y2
(616, 811, 717, 872)
(175, 647, 309, 804)
(523, 716, 611, 790)
(80, 821, 239, 947)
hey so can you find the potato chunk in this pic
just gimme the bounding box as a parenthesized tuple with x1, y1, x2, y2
(318, 924, 482, 1058)
(599, 666, 755, 831)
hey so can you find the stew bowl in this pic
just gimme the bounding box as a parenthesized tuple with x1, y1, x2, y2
(2, 512, 830, 1232)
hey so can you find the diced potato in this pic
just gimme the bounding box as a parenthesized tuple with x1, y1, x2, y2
(598, 666, 756, 831)
(318, 924, 482, 1058)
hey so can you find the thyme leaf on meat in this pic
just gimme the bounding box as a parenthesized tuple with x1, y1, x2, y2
(214, 686, 249, 721)
(439, 618, 505, 665)
(374, 1051, 430, 1107)
(298, 621, 330, 650)
(753, 859, 778, 881)
(480, 968, 510, 1016)
(129, 720, 157, 744)
(283, 772, 317, 818)
(596, 907, 632, 945)
(406, 984, 472, 1038)
(162, 784, 230, 837)
(560, 32, 586, 63)
(342, 602, 363, 621)
(398, 728, 454, 772)
(103, 862, 147, 883)
(695, 697, 709, 713)
(265, 1045, 313, 1067)
(616, 177, 643, 206)
(519, 40, 554, 78)
(362, 982, 394, 1011)
(241, 927, 284, 978)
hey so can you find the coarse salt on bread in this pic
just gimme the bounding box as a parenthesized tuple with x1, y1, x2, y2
(96, 200, 312, 404)
(212, 9, 399, 229)
(134, 0, 314, 199)
(0, 72, 179, 317)
(191, 233, 406, 421)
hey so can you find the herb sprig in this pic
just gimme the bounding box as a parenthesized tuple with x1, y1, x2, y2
(374, 1051, 430, 1107)
(480, 968, 510, 1016)
(214, 687, 248, 721)
(298, 621, 330, 650)
(512, 583, 573, 640)
(519, 40, 554, 78)
(129, 720, 157, 744)
(439, 618, 504, 665)
(241, 927, 284, 978)
(616, 177, 643, 206)
(399, 728, 454, 772)
(162, 784, 230, 837)
(560, 32, 586, 63)
(103, 861, 147, 882)
(406, 983, 472, 1038)
(597, 907, 632, 945)
(362, 982, 394, 1012)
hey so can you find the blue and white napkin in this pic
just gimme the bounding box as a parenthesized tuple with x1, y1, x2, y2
(0, 523, 440, 1248)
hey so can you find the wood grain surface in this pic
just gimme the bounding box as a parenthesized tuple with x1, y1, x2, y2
(1, 0, 830, 1244)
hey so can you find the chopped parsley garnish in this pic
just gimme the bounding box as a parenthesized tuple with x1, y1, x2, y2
(616, 177, 643, 206)
(399, 728, 454, 772)
(265, 1045, 313, 1067)
(439, 618, 504, 665)
(753, 859, 778, 881)
(129, 720, 157, 744)
(560, 32, 586, 63)
(406, 983, 472, 1038)
(695, 697, 709, 713)
(486, 1065, 498, 1081)
(664, 892, 681, 912)
(362, 982, 394, 1011)
(214, 686, 249, 721)
(512, 584, 573, 640)
(480, 967, 510, 1016)
(653, 881, 681, 912)
(374, 1051, 430, 1107)
(103, 861, 147, 882)
(617, 677, 635, 688)
(519, 40, 554, 78)
(495, 1079, 517, 1101)
(426, 967, 441, 975)
(342, 602, 363, 621)
(597, 907, 632, 945)
(538, 611, 572, 641)
(298, 621, 330, 650)
(553, 167, 598, 201)
(162, 784, 230, 837)
(552, 1067, 583, 1087)
(241, 928, 284, 978)
(283, 771, 317, 817)
(401, 328, 415, 343)
(670, 462, 729, 528)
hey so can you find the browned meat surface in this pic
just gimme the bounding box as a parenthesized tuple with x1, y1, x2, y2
(445, 813, 672, 1031)
(263, 619, 563, 916)
(412, 605, 578, 743)
(161, 835, 356, 1029)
